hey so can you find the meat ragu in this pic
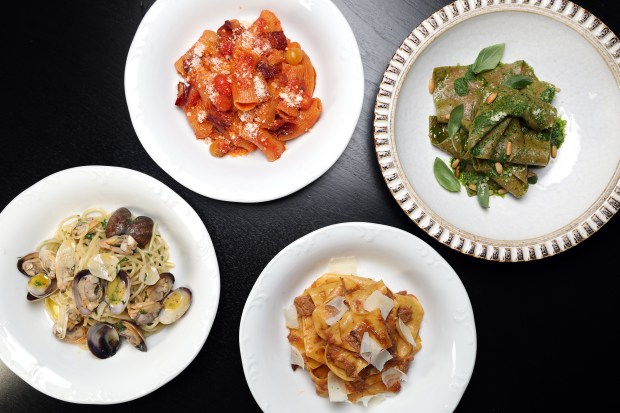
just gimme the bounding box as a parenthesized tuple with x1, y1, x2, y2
(174, 9, 322, 161)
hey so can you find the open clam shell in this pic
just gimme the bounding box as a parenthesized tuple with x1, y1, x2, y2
(72, 270, 103, 315)
(26, 273, 58, 301)
(104, 270, 131, 314)
(159, 287, 192, 325)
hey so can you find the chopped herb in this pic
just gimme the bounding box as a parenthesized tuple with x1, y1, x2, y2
(34, 280, 43, 287)
(139, 309, 147, 315)
(102, 219, 108, 229)
(144, 274, 148, 281)
(121, 300, 126, 304)
(85, 233, 94, 240)
(114, 322, 126, 332)
(454, 77, 469, 96)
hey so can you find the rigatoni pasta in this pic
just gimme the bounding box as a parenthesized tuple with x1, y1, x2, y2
(175, 9, 322, 161)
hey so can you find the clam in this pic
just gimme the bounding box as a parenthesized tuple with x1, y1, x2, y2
(87, 253, 119, 281)
(159, 287, 192, 325)
(26, 273, 58, 301)
(87, 323, 120, 359)
(105, 207, 132, 237)
(55, 240, 76, 292)
(99, 235, 137, 255)
(127, 216, 154, 248)
(127, 301, 162, 325)
(72, 270, 103, 315)
(146, 272, 175, 302)
(104, 270, 131, 314)
(115, 320, 147, 352)
(17, 252, 45, 277)
(53, 304, 87, 343)
(72, 218, 100, 239)
(62, 325, 88, 344)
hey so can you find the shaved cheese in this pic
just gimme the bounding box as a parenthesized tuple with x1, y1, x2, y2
(357, 395, 386, 407)
(327, 371, 348, 402)
(284, 305, 299, 329)
(290, 346, 305, 369)
(325, 296, 348, 326)
(87, 253, 119, 282)
(397, 317, 417, 348)
(327, 256, 357, 275)
(381, 367, 407, 388)
(360, 332, 393, 371)
(363, 290, 395, 319)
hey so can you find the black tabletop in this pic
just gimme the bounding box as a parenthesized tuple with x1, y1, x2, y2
(1, 0, 619, 411)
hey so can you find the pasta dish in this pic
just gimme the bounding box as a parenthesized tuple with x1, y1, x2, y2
(175, 9, 322, 161)
(17, 207, 192, 359)
(285, 257, 423, 405)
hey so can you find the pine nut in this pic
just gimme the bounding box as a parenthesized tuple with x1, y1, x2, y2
(555, 87, 561, 93)
(495, 162, 503, 174)
(506, 142, 512, 156)
(429, 78, 435, 94)
(452, 158, 461, 169)
(486, 91, 498, 104)
(468, 184, 477, 191)
(551, 145, 558, 158)
(455, 167, 460, 178)
(498, 189, 507, 195)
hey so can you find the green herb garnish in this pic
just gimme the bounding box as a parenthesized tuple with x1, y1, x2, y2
(433, 158, 461, 192)
(114, 322, 127, 332)
(477, 182, 490, 208)
(454, 77, 469, 96)
(503, 75, 533, 89)
(472, 43, 505, 74)
(448, 104, 464, 140)
(527, 174, 538, 185)
(84, 233, 94, 240)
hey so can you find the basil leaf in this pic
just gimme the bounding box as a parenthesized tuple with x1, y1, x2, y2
(448, 104, 464, 140)
(503, 75, 533, 89)
(477, 182, 490, 208)
(454, 78, 469, 96)
(472, 43, 505, 74)
(433, 158, 461, 192)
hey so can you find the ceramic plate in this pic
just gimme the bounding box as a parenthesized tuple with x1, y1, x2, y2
(374, 0, 620, 261)
(239, 222, 476, 413)
(0, 166, 220, 403)
(125, 0, 364, 202)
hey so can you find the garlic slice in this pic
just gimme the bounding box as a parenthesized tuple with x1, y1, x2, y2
(325, 296, 348, 326)
(357, 395, 386, 407)
(363, 290, 395, 319)
(284, 305, 299, 329)
(397, 317, 417, 348)
(327, 256, 357, 275)
(360, 332, 393, 371)
(381, 367, 407, 388)
(290, 345, 305, 370)
(327, 371, 348, 402)
(87, 253, 119, 281)
(140, 265, 160, 286)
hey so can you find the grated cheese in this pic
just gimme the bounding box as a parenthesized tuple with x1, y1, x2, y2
(254, 76, 268, 100)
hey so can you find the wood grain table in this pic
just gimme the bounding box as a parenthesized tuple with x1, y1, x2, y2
(1, 1, 618, 411)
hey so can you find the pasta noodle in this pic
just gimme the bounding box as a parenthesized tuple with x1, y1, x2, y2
(285, 258, 424, 404)
(17, 207, 192, 358)
(175, 9, 322, 161)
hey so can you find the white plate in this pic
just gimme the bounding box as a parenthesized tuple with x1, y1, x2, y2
(374, 0, 620, 261)
(0, 166, 220, 404)
(239, 222, 476, 413)
(125, 0, 364, 202)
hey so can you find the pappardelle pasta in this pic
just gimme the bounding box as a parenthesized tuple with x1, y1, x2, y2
(17, 207, 192, 359)
(175, 9, 322, 161)
(285, 257, 424, 405)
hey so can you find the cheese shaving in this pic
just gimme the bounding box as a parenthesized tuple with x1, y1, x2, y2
(283, 305, 299, 329)
(363, 290, 395, 319)
(397, 317, 416, 348)
(381, 367, 407, 388)
(290, 345, 304, 370)
(325, 296, 348, 326)
(360, 332, 393, 371)
(327, 256, 357, 275)
(327, 372, 348, 402)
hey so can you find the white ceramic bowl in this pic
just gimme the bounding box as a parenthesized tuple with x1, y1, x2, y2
(125, 0, 364, 202)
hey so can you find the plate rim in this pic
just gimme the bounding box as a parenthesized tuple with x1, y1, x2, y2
(0, 165, 221, 404)
(124, 0, 365, 203)
(238, 221, 477, 412)
(373, 0, 620, 262)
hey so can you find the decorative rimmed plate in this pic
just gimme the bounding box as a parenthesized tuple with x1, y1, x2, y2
(125, 0, 364, 202)
(374, 0, 620, 261)
(0, 166, 220, 403)
(239, 222, 476, 412)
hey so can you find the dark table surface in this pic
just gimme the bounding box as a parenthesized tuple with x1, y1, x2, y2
(1, 0, 619, 411)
